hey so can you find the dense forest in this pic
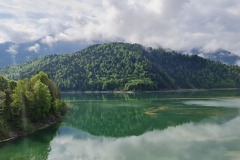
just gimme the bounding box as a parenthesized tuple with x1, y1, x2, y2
(1, 43, 240, 91)
(0, 72, 66, 140)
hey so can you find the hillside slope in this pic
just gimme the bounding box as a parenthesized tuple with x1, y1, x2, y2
(1, 43, 240, 91)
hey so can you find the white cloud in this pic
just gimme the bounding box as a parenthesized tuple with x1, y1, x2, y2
(1, 0, 240, 54)
(6, 44, 19, 55)
(41, 36, 56, 46)
(28, 43, 40, 53)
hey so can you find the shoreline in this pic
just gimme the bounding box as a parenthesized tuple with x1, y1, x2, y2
(0, 115, 63, 143)
(61, 88, 240, 94)
(1, 88, 239, 142)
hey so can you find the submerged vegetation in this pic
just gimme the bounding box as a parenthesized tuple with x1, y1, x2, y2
(1, 43, 240, 91)
(0, 72, 66, 141)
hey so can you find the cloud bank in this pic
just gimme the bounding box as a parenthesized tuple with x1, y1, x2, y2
(1, 0, 240, 54)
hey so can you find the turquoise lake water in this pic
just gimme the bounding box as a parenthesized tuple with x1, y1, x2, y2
(1, 90, 240, 160)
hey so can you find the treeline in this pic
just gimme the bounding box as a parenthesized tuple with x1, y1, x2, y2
(1, 43, 240, 91)
(0, 72, 66, 140)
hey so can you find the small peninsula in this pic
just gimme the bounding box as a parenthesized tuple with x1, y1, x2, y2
(0, 71, 66, 141)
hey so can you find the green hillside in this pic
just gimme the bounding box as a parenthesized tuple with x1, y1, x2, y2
(1, 43, 240, 91)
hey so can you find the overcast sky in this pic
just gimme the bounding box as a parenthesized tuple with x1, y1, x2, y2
(1, 0, 240, 54)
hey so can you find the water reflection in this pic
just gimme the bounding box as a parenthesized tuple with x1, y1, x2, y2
(49, 115, 240, 160)
(62, 94, 238, 137)
(184, 98, 240, 108)
(1, 92, 240, 160)
(0, 123, 60, 160)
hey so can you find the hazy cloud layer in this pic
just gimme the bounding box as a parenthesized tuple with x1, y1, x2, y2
(6, 44, 19, 55)
(1, 0, 240, 54)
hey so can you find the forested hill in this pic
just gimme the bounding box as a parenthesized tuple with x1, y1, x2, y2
(1, 43, 240, 91)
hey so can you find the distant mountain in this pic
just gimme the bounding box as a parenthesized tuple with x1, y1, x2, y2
(0, 40, 93, 68)
(182, 48, 240, 66)
(1, 43, 240, 91)
(2, 39, 239, 69)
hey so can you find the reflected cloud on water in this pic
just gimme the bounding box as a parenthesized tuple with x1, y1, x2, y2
(48, 115, 240, 160)
(184, 99, 240, 108)
(1, 95, 240, 160)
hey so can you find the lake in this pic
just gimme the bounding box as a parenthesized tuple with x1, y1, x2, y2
(0, 90, 240, 160)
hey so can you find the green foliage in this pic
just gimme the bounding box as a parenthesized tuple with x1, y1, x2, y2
(54, 99, 67, 115)
(124, 78, 157, 91)
(0, 118, 9, 138)
(31, 71, 50, 86)
(0, 75, 10, 91)
(1, 42, 240, 91)
(0, 91, 4, 107)
(33, 80, 51, 119)
(0, 72, 66, 140)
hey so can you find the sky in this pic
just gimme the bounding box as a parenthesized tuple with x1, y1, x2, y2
(1, 0, 240, 54)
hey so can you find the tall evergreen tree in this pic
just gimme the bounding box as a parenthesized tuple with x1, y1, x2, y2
(33, 80, 51, 119)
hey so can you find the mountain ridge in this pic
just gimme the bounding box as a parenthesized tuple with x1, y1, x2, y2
(0, 40, 93, 68)
(1, 42, 240, 91)
(182, 48, 240, 65)
(1, 40, 240, 68)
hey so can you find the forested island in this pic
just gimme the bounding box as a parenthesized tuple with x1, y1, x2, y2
(1, 42, 240, 91)
(0, 72, 66, 141)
